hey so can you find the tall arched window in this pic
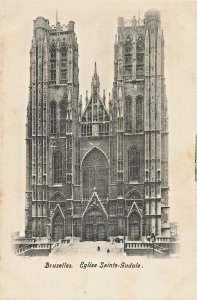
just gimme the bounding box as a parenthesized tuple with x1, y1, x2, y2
(136, 37, 144, 79)
(125, 41, 132, 54)
(82, 148, 109, 199)
(50, 45, 56, 82)
(128, 147, 140, 181)
(53, 151, 62, 184)
(50, 101, 57, 135)
(124, 41, 132, 76)
(60, 44, 67, 83)
(126, 190, 142, 200)
(51, 45, 56, 59)
(60, 101, 67, 136)
(61, 44, 67, 58)
(136, 96, 143, 132)
(125, 96, 132, 131)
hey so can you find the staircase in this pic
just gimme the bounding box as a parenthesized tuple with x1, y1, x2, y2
(51, 241, 125, 256)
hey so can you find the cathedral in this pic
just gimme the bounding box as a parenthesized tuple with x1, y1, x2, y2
(25, 9, 170, 242)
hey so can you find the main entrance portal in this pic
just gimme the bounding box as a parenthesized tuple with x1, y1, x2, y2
(83, 208, 107, 241)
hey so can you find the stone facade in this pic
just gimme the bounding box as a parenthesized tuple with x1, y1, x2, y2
(25, 10, 170, 242)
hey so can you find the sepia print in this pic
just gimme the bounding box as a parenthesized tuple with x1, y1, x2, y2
(1, 1, 197, 299)
(10, 8, 179, 258)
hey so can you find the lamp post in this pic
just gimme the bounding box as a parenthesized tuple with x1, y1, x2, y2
(49, 234, 52, 253)
(72, 218, 74, 242)
(151, 233, 156, 259)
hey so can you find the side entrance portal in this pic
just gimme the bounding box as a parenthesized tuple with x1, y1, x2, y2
(128, 212, 141, 241)
(52, 214, 64, 241)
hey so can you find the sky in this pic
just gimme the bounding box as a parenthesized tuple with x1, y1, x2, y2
(1, 0, 197, 240)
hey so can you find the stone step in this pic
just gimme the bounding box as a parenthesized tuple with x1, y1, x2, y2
(51, 241, 124, 256)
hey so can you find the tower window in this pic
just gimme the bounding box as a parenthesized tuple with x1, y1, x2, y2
(125, 96, 132, 131)
(124, 42, 132, 54)
(124, 41, 132, 77)
(51, 70, 56, 81)
(125, 55, 132, 65)
(61, 45, 67, 58)
(136, 38, 144, 52)
(53, 151, 63, 184)
(61, 60, 67, 68)
(50, 101, 57, 135)
(136, 96, 143, 132)
(60, 100, 67, 136)
(99, 106, 103, 121)
(50, 62, 56, 69)
(124, 66, 132, 76)
(61, 70, 67, 80)
(128, 146, 140, 181)
(136, 37, 144, 79)
(50, 46, 56, 59)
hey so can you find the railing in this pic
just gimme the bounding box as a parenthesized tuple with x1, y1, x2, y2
(124, 242, 152, 249)
(15, 245, 32, 255)
(12, 238, 36, 244)
(61, 239, 71, 244)
(31, 243, 51, 250)
(155, 237, 177, 243)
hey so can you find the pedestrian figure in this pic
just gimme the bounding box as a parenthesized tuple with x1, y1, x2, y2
(97, 246, 100, 251)
(107, 248, 110, 253)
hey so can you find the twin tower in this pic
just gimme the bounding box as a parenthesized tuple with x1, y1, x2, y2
(25, 9, 170, 242)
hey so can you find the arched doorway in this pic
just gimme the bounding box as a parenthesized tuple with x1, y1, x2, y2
(128, 212, 141, 241)
(83, 208, 107, 241)
(82, 148, 109, 199)
(97, 224, 106, 241)
(52, 214, 64, 241)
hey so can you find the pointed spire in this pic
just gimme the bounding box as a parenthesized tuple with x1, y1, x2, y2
(79, 95, 82, 114)
(91, 62, 100, 94)
(85, 90, 88, 104)
(115, 34, 118, 45)
(56, 9, 58, 25)
(157, 25, 161, 38)
(138, 9, 141, 25)
(103, 89, 106, 105)
(145, 28, 149, 48)
(145, 28, 149, 37)
(94, 62, 97, 74)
